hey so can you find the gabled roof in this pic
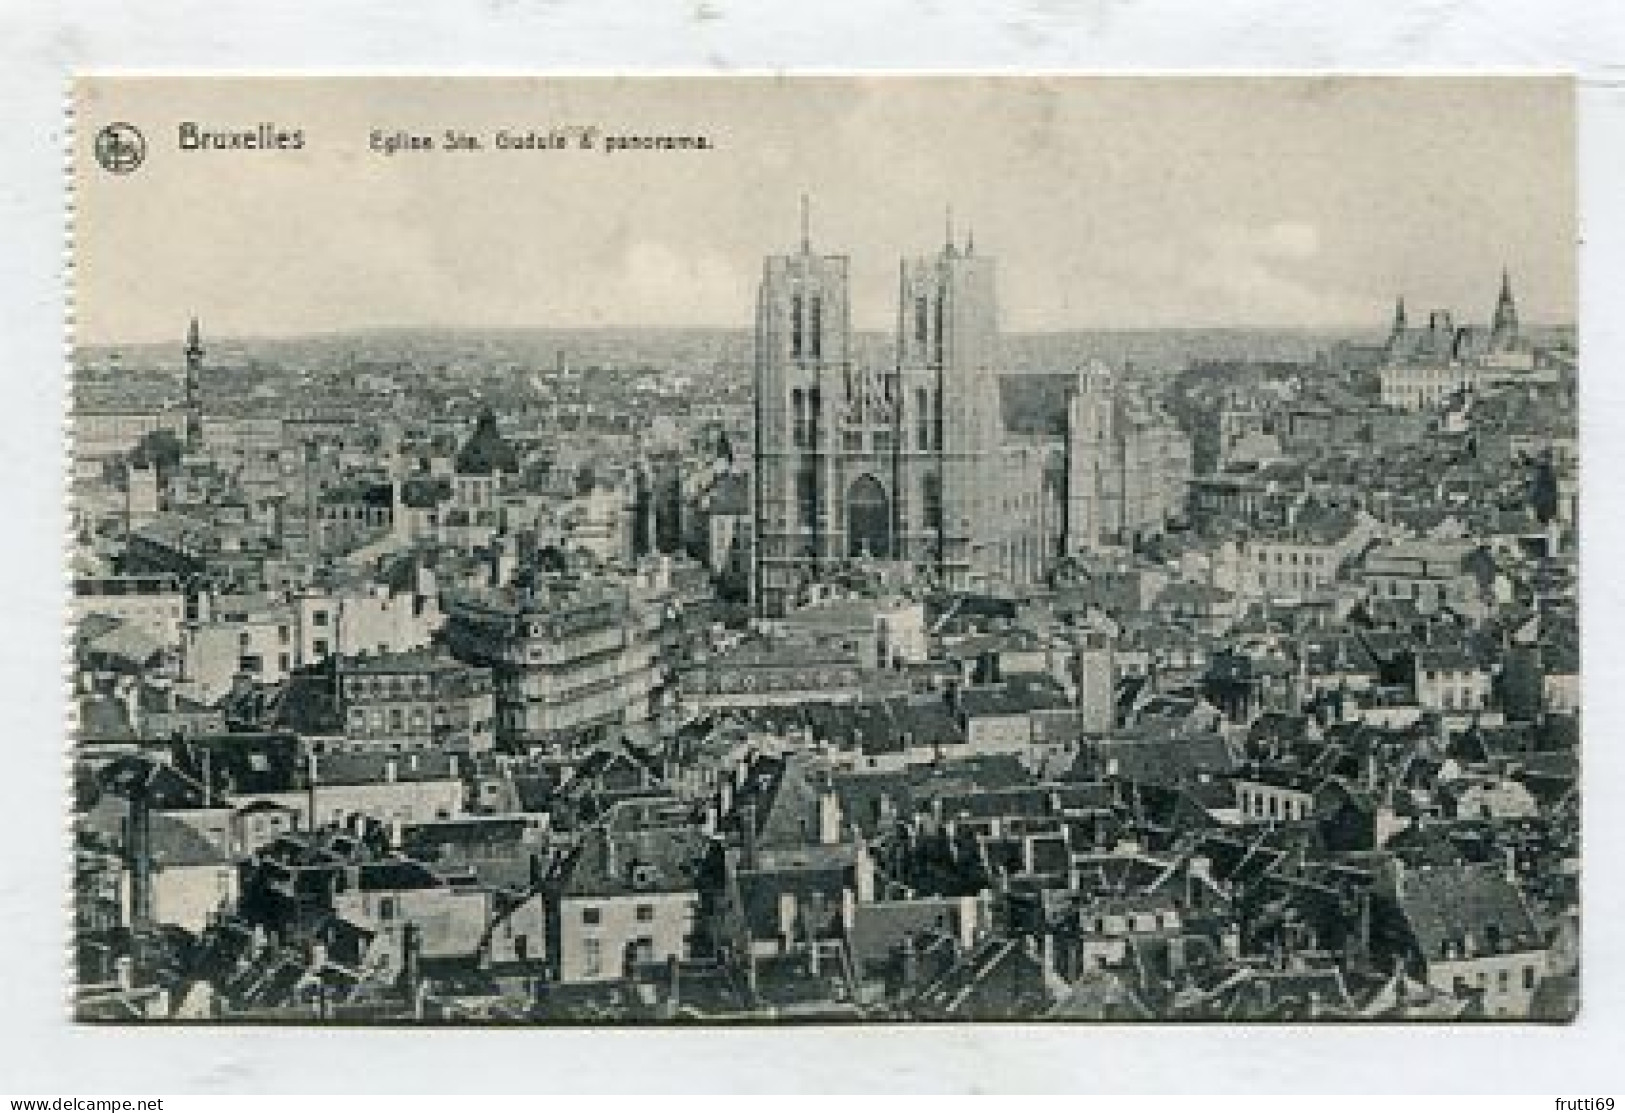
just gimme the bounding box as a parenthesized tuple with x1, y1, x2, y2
(553, 821, 705, 899)
(1396, 862, 1543, 961)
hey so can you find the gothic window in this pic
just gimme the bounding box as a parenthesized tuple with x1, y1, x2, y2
(922, 473, 943, 532)
(808, 387, 821, 446)
(796, 468, 818, 530)
(809, 295, 823, 363)
(933, 295, 945, 367)
(933, 389, 944, 449)
(916, 387, 930, 450)
(791, 293, 804, 360)
(792, 389, 807, 448)
(915, 296, 929, 350)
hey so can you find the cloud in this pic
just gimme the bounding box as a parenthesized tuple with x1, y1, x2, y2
(613, 239, 750, 328)
(1180, 220, 1355, 324)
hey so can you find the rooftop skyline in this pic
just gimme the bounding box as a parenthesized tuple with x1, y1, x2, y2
(75, 76, 1575, 345)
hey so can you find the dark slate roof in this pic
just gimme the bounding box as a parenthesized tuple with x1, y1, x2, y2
(846, 898, 963, 977)
(79, 695, 135, 740)
(706, 472, 750, 516)
(555, 822, 705, 898)
(454, 410, 520, 476)
(1397, 862, 1543, 961)
(998, 373, 1075, 437)
(910, 935, 1051, 1019)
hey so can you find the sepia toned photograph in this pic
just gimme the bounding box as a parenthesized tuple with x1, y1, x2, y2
(68, 75, 1578, 1024)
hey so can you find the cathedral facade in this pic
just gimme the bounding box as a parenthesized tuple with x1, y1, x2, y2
(751, 209, 1189, 617)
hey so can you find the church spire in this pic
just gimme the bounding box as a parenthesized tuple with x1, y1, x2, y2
(1386, 295, 1407, 354)
(183, 316, 204, 453)
(945, 204, 956, 257)
(1492, 267, 1519, 347)
(799, 193, 811, 254)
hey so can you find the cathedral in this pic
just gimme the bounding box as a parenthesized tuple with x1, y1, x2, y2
(1384, 268, 1524, 366)
(751, 203, 1192, 617)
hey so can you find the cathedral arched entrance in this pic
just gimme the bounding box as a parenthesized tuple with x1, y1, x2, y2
(846, 474, 892, 560)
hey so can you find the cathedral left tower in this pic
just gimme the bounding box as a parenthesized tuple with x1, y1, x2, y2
(753, 199, 853, 617)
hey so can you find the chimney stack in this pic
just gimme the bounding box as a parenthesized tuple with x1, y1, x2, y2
(818, 786, 841, 845)
(740, 802, 759, 870)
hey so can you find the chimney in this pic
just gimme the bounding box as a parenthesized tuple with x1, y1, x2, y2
(119, 678, 143, 739)
(854, 837, 876, 903)
(401, 922, 424, 1019)
(818, 787, 841, 845)
(739, 802, 759, 870)
(127, 776, 154, 930)
(898, 935, 920, 987)
(306, 752, 320, 831)
(957, 894, 980, 952)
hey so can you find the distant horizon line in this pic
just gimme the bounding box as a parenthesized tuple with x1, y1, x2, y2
(75, 319, 1578, 352)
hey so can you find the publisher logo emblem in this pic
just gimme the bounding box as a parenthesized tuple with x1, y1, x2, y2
(94, 122, 146, 174)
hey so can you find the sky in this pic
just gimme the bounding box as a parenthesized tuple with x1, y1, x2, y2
(73, 76, 1575, 345)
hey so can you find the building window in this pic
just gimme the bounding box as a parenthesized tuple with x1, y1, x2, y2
(915, 296, 929, 349)
(313, 639, 329, 658)
(916, 387, 930, 450)
(378, 897, 397, 921)
(389, 708, 405, 732)
(792, 389, 808, 448)
(796, 468, 818, 530)
(1497, 969, 1510, 994)
(313, 610, 330, 627)
(1523, 966, 1536, 990)
(790, 293, 804, 360)
(922, 474, 943, 532)
(581, 906, 601, 926)
(582, 937, 602, 977)
(808, 295, 823, 362)
(635, 903, 654, 923)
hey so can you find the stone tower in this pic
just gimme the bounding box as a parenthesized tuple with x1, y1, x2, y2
(752, 197, 854, 617)
(895, 217, 1003, 588)
(184, 316, 204, 452)
(1491, 268, 1520, 351)
(1386, 295, 1408, 358)
(1066, 362, 1122, 555)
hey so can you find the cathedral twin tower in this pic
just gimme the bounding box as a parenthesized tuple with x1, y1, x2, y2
(751, 202, 1047, 617)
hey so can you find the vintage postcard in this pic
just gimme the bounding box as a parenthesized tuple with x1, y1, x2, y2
(69, 76, 1577, 1023)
